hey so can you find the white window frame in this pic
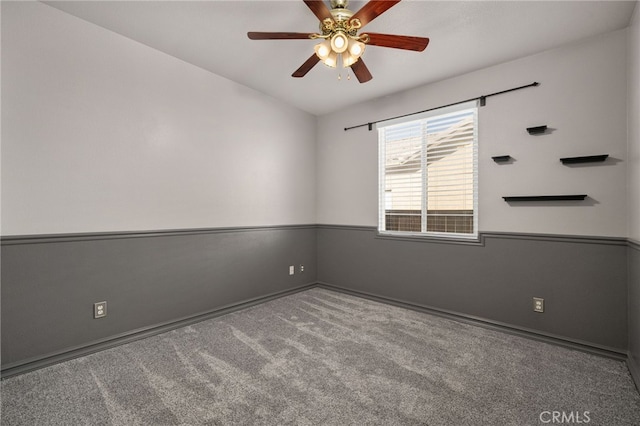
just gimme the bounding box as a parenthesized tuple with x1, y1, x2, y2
(377, 100, 479, 240)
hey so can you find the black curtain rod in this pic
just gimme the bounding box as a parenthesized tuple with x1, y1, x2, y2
(344, 81, 540, 131)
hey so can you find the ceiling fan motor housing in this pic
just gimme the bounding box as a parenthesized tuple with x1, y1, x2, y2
(328, 0, 355, 26)
(331, 0, 349, 10)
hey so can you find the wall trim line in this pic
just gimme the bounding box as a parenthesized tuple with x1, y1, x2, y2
(318, 225, 628, 246)
(482, 231, 627, 246)
(1, 224, 318, 245)
(315, 224, 374, 232)
(0, 282, 317, 379)
(316, 282, 627, 361)
(3, 225, 629, 247)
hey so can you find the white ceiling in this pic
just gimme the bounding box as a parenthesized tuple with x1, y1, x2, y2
(44, 0, 637, 116)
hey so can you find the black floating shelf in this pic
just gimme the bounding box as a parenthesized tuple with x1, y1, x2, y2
(560, 154, 608, 164)
(492, 155, 512, 163)
(526, 125, 547, 135)
(503, 195, 587, 202)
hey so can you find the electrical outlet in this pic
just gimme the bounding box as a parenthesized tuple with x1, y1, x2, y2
(299, 264, 305, 273)
(94, 301, 107, 318)
(533, 297, 544, 313)
(289, 265, 295, 275)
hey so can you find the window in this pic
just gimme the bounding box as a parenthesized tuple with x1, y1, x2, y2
(378, 101, 478, 239)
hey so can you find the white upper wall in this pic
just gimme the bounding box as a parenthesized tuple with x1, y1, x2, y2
(1, 1, 317, 236)
(2, 2, 635, 239)
(629, 2, 640, 242)
(317, 28, 629, 238)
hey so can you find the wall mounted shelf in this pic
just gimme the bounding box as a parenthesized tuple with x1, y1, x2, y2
(492, 155, 512, 163)
(526, 125, 547, 135)
(560, 155, 608, 164)
(503, 195, 587, 202)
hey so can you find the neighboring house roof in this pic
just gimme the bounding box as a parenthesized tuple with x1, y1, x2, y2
(385, 117, 474, 174)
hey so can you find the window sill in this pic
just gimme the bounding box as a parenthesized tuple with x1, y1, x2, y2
(375, 231, 483, 246)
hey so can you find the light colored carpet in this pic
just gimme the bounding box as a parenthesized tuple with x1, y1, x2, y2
(2, 288, 639, 425)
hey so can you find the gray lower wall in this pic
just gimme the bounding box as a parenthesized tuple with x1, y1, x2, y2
(317, 226, 628, 353)
(2, 225, 634, 381)
(629, 241, 640, 386)
(1, 226, 317, 372)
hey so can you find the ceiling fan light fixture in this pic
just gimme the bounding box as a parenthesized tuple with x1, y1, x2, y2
(322, 50, 338, 68)
(314, 39, 332, 60)
(342, 52, 357, 67)
(330, 32, 348, 53)
(348, 39, 365, 57)
(342, 38, 365, 67)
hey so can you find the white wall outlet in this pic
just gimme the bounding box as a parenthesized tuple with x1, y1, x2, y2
(289, 265, 295, 275)
(299, 264, 305, 273)
(533, 297, 544, 313)
(94, 301, 107, 318)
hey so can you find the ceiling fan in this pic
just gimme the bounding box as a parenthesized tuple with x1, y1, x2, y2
(247, 0, 429, 83)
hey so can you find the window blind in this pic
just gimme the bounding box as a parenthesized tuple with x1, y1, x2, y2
(378, 101, 478, 237)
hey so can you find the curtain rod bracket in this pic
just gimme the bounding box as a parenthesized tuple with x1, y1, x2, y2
(479, 96, 486, 107)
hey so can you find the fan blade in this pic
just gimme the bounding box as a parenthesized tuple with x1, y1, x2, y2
(293, 54, 321, 77)
(351, 59, 373, 83)
(304, 0, 333, 22)
(248, 32, 314, 40)
(365, 33, 429, 51)
(351, 0, 401, 28)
